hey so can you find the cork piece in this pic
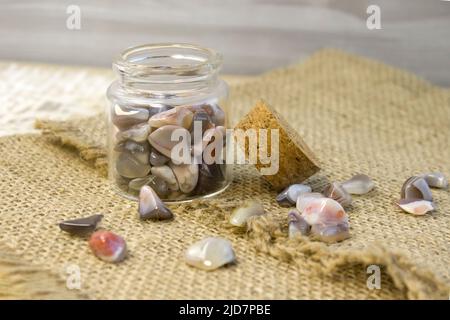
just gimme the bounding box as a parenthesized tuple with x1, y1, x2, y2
(235, 99, 320, 190)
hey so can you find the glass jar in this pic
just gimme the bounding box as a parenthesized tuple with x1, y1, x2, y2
(106, 43, 231, 202)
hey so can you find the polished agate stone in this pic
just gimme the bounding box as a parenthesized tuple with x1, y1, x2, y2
(148, 106, 193, 129)
(194, 163, 225, 194)
(149, 149, 169, 166)
(151, 165, 179, 191)
(185, 237, 235, 271)
(59, 214, 103, 236)
(310, 222, 350, 244)
(276, 184, 312, 207)
(288, 209, 310, 238)
(116, 152, 151, 178)
(116, 122, 150, 143)
(138, 185, 173, 220)
(400, 176, 433, 201)
(169, 162, 199, 194)
(397, 198, 435, 215)
(89, 230, 127, 263)
(229, 200, 265, 227)
(112, 105, 149, 130)
(128, 175, 169, 198)
(323, 182, 352, 207)
(301, 197, 350, 243)
(421, 172, 448, 189)
(147, 125, 190, 158)
(340, 174, 374, 195)
(115, 140, 150, 165)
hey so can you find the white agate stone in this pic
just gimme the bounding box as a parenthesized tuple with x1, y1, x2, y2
(296, 192, 326, 213)
(397, 198, 435, 216)
(229, 200, 265, 227)
(301, 197, 348, 227)
(300, 198, 350, 243)
(340, 174, 374, 195)
(276, 184, 312, 207)
(185, 237, 236, 271)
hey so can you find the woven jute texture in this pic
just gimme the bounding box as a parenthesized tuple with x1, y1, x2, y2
(1, 49, 450, 299)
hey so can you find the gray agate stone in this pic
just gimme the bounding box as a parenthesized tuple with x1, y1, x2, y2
(114, 140, 150, 165)
(340, 174, 374, 195)
(148, 104, 173, 118)
(288, 209, 310, 238)
(59, 214, 103, 236)
(116, 152, 151, 178)
(138, 186, 173, 220)
(116, 123, 150, 143)
(169, 162, 199, 194)
(421, 172, 448, 189)
(112, 104, 149, 130)
(128, 175, 170, 198)
(191, 110, 214, 133)
(149, 149, 169, 166)
(310, 222, 350, 244)
(400, 176, 433, 201)
(195, 163, 225, 194)
(323, 182, 352, 207)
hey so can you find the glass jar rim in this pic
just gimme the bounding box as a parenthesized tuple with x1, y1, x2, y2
(113, 43, 223, 79)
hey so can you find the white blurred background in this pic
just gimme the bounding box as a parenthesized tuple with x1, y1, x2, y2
(1, 0, 450, 85)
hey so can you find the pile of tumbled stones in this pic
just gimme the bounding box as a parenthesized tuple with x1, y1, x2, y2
(58, 172, 447, 268)
(112, 102, 227, 200)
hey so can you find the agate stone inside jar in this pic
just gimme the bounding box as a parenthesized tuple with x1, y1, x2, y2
(106, 43, 231, 202)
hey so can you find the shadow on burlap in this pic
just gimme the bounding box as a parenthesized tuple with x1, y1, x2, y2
(1, 49, 449, 299)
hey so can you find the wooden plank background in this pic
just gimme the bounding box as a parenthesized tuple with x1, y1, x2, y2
(0, 0, 449, 85)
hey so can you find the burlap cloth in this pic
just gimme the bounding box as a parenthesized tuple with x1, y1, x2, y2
(1, 49, 449, 299)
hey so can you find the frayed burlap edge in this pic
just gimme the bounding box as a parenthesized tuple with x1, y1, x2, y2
(246, 215, 449, 300)
(0, 242, 86, 299)
(35, 118, 108, 177)
(176, 200, 450, 300)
